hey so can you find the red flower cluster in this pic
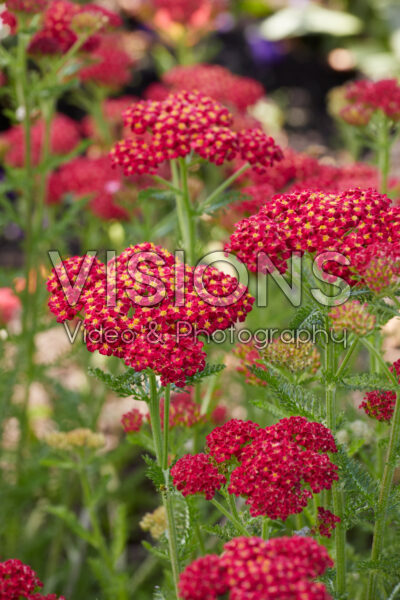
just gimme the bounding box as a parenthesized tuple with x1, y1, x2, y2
(0, 7, 16, 35)
(340, 78, 400, 124)
(206, 418, 260, 463)
(158, 392, 204, 429)
(0, 558, 65, 600)
(179, 536, 333, 600)
(359, 359, 400, 422)
(226, 188, 400, 284)
(228, 417, 338, 519)
(174, 416, 337, 520)
(360, 390, 396, 422)
(151, 0, 226, 24)
(0, 287, 21, 325)
(234, 343, 267, 386)
(2, 114, 80, 168)
(29, 1, 121, 55)
(110, 91, 282, 175)
(6, 0, 48, 12)
(313, 507, 341, 538)
(350, 242, 400, 294)
(155, 64, 264, 112)
(78, 35, 135, 88)
(171, 453, 226, 500)
(47, 155, 129, 220)
(47, 243, 253, 386)
(121, 408, 144, 433)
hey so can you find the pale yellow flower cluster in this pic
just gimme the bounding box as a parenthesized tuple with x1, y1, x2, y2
(45, 428, 105, 451)
(139, 506, 167, 540)
(264, 339, 320, 374)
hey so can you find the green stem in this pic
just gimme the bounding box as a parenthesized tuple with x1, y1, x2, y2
(172, 158, 196, 265)
(261, 517, 270, 540)
(377, 115, 391, 195)
(147, 372, 180, 598)
(162, 384, 171, 471)
(202, 163, 250, 210)
(325, 333, 346, 597)
(335, 336, 359, 381)
(211, 498, 250, 537)
(79, 467, 114, 572)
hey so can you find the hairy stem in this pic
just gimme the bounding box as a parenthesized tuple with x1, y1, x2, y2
(148, 372, 180, 598)
(325, 334, 346, 597)
(211, 498, 250, 537)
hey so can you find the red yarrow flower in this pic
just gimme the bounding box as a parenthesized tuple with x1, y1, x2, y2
(6, 0, 48, 12)
(78, 34, 135, 88)
(179, 535, 333, 600)
(162, 64, 264, 112)
(121, 408, 143, 433)
(0, 558, 65, 600)
(46, 243, 253, 386)
(313, 506, 341, 538)
(171, 453, 226, 500)
(341, 78, 400, 123)
(110, 91, 282, 176)
(206, 418, 260, 463)
(2, 114, 80, 168)
(359, 360, 400, 422)
(226, 188, 400, 284)
(47, 155, 129, 221)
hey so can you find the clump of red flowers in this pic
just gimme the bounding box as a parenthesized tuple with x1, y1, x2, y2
(234, 342, 267, 386)
(340, 78, 400, 124)
(78, 35, 135, 89)
(313, 507, 341, 538)
(47, 155, 129, 220)
(46, 243, 253, 386)
(150, 64, 264, 113)
(0, 558, 65, 600)
(172, 416, 338, 519)
(0, 287, 21, 325)
(226, 188, 400, 285)
(359, 359, 400, 422)
(29, 1, 121, 55)
(6, 0, 48, 12)
(171, 453, 226, 500)
(121, 408, 144, 433)
(178, 535, 333, 600)
(110, 91, 282, 176)
(2, 114, 80, 168)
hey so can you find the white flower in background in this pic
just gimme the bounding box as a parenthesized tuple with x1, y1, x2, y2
(16, 106, 26, 121)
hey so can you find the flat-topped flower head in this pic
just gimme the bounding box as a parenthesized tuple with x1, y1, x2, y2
(179, 535, 333, 600)
(175, 416, 337, 520)
(2, 114, 80, 168)
(162, 64, 264, 112)
(0, 558, 65, 600)
(46, 243, 253, 386)
(45, 428, 105, 451)
(226, 188, 400, 283)
(121, 408, 143, 433)
(340, 78, 400, 123)
(171, 453, 226, 500)
(359, 359, 400, 422)
(110, 91, 282, 176)
(29, 1, 121, 54)
(47, 155, 129, 221)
